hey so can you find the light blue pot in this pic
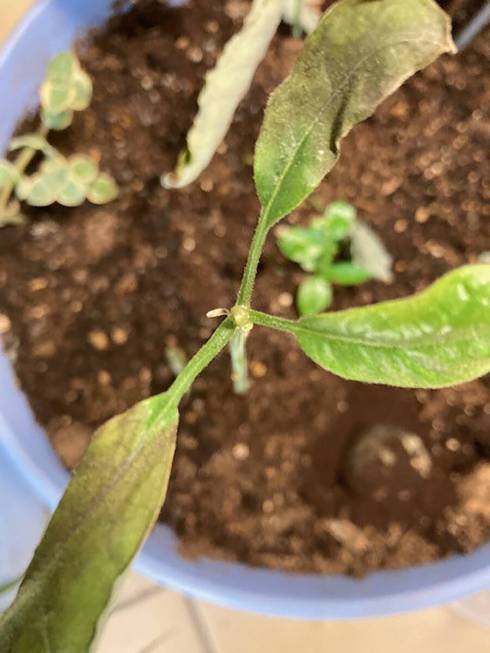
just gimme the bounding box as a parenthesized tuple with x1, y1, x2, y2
(1, 0, 489, 620)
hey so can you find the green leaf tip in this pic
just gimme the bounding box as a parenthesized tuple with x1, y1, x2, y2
(0, 393, 178, 653)
(254, 0, 455, 227)
(294, 265, 490, 388)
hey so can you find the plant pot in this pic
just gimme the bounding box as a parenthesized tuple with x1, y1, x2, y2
(0, 0, 489, 620)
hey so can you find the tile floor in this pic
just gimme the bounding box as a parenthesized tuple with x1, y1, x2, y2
(1, 2, 489, 651)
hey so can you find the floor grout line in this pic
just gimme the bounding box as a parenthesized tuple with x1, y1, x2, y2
(184, 597, 220, 653)
(111, 586, 167, 614)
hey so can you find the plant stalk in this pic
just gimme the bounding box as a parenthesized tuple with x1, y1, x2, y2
(230, 329, 251, 395)
(165, 317, 235, 407)
(0, 124, 49, 215)
(237, 216, 270, 307)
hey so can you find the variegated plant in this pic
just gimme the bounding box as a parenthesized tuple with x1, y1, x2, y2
(3, 3, 488, 652)
(0, 52, 118, 227)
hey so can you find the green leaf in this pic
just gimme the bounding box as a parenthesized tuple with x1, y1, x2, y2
(46, 51, 78, 84)
(71, 69, 93, 111)
(40, 80, 78, 115)
(87, 173, 119, 205)
(323, 261, 371, 286)
(69, 154, 99, 185)
(293, 266, 490, 388)
(0, 159, 19, 188)
(254, 0, 455, 228)
(297, 276, 333, 315)
(350, 220, 393, 282)
(0, 394, 178, 653)
(25, 174, 58, 207)
(322, 200, 356, 241)
(41, 108, 74, 131)
(57, 178, 87, 207)
(37, 160, 69, 198)
(163, 0, 283, 188)
(277, 225, 327, 271)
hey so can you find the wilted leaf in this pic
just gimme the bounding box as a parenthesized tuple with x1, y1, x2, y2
(87, 173, 119, 205)
(292, 266, 490, 388)
(254, 0, 455, 228)
(41, 108, 74, 131)
(164, 0, 283, 188)
(350, 220, 393, 283)
(69, 154, 99, 185)
(297, 276, 332, 315)
(0, 394, 178, 653)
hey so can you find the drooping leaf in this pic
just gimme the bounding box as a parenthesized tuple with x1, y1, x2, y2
(291, 265, 490, 388)
(0, 394, 179, 653)
(282, 0, 320, 35)
(254, 0, 455, 228)
(69, 154, 99, 185)
(322, 261, 371, 286)
(350, 220, 393, 283)
(0, 160, 19, 188)
(87, 173, 119, 205)
(163, 0, 283, 189)
(41, 108, 74, 131)
(297, 276, 332, 315)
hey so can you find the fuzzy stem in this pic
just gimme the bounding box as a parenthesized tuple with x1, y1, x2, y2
(236, 216, 269, 307)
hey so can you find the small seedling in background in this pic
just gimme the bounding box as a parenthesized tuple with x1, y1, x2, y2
(0, 52, 118, 227)
(277, 201, 393, 315)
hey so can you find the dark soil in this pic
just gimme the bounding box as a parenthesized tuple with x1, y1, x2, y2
(0, 0, 489, 576)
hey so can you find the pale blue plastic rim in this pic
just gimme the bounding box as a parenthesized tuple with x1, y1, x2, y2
(0, 0, 489, 620)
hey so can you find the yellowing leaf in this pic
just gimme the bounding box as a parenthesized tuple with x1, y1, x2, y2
(0, 394, 178, 653)
(163, 0, 283, 189)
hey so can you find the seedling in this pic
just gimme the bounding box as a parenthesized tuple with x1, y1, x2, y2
(277, 200, 393, 315)
(2, 2, 488, 651)
(0, 52, 118, 227)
